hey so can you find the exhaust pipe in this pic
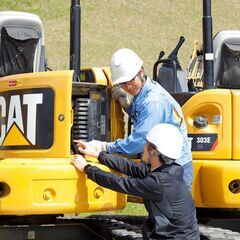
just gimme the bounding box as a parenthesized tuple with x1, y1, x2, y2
(202, 0, 214, 89)
(70, 0, 81, 82)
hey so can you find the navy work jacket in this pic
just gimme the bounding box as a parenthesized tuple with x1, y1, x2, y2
(85, 152, 200, 240)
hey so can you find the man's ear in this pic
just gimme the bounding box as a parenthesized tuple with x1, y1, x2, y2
(139, 66, 144, 76)
(148, 148, 158, 158)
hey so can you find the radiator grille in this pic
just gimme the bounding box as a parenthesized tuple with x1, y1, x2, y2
(73, 97, 89, 141)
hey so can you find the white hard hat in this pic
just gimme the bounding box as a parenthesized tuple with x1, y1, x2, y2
(146, 123, 183, 160)
(110, 48, 143, 85)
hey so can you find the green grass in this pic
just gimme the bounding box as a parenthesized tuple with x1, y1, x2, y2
(114, 202, 147, 216)
(0, 0, 239, 75)
(0, 0, 239, 216)
(78, 202, 147, 217)
(0, 0, 33, 11)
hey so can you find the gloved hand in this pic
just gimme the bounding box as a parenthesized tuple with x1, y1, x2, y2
(111, 87, 130, 110)
(87, 140, 107, 152)
(74, 140, 107, 157)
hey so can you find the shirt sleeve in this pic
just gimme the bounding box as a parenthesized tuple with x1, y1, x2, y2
(86, 166, 163, 201)
(98, 152, 149, 178)
(107, 97, 172, 155)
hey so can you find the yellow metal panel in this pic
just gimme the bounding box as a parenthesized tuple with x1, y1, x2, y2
(0, 71, 73, 158)
(232, 90, 240, 160)
(192, 160, 240, 208)
(102, 67, 125, 141)
(0, 68, 127, 215)
(182, 89, 232, 159)
(0, 158, 126, 215)
(102, 67, 113, 87)
(110, 100, 125, 141)
(81, 67, 108, 85)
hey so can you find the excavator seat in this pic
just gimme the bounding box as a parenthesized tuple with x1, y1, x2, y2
(213, 30, 240, 88)
(0, 11, 46, 77)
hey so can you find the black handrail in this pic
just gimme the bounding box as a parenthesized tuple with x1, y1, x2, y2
(70, 0, 81, 82)
(202, 0, 214, 89)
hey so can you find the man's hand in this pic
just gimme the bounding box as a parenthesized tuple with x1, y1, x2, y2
(73, 140, 106, 157)
(71, 155, 88, 172)
(112, 87, 130, 110)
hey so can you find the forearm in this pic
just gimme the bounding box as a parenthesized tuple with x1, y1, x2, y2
(85, 166, 128, 194)
(107, 101, 166, 155)
(107, 132, 146, 155)
(98, 152, 149, 178)
(85, 166, 161, 200)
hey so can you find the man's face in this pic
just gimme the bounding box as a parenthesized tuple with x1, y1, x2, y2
(120, 67, 144, 96)
(142, 142, 155, 164)
(142, 143, 149, 164)
(142, 142, 159, 164)
(119, 74, 143, 96)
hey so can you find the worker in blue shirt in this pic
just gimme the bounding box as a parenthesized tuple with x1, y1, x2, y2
(74, 48, 193, 189)
(72, 123, 200, 240)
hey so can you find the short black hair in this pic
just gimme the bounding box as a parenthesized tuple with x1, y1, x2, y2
(159, 153, 175, 165)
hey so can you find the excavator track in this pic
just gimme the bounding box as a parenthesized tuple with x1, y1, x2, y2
(63, 215, 240, 240)
(1, 215, 240, 240)
(199, 224, 240, 240)
(88, 215, 240, 240)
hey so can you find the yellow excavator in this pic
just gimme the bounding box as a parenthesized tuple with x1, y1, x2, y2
(0, 0, 240, 239)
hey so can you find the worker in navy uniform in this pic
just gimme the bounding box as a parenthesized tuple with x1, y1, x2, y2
(72, 123, 200, 240)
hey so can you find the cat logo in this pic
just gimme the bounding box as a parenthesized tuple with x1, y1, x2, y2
(0, 88, 54, 150)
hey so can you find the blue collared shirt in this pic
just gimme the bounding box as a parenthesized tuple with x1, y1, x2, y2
(107, 77, 192, 167)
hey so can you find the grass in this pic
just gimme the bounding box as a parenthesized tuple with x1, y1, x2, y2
(0, 0, 239, 216)
(78, 202, 148, 217)
(0, 1, 239, 75)
(115, 202, 147, 216)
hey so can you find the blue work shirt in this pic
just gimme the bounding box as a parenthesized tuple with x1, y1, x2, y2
(107, 77, 192, 167)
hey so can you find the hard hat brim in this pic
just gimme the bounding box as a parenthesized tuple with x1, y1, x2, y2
(112, 59, 143, 86)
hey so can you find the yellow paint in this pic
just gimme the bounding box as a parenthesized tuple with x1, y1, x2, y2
(83, 67, 108, 85)
(182, 89, 240, 208)
(0, 70, 73, 159)
(0, 68, 240, 214)
(182, 89, 232, 159)
(3, 124, 30, 146)
(0, 68, 127, 215)
(102, 67, 112, 87)
(0, 158, 126, 215)
(232, 90, 240, 159)
(192, 160, 240, 208)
